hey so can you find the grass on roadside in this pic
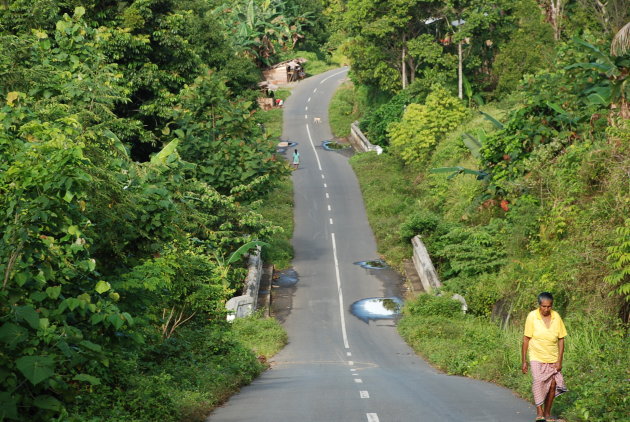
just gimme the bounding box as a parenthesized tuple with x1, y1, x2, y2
(348, 152, 419, 269)
(254, 177, 294, 270)
(329, 81, 367, 138)
(254, 93, 294, 270)
(232, 311, 289, 358)
(70, 322, 272, 422)
(399, 295, 630, 421)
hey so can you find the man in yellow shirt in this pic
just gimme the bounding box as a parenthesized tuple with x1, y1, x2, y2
(522, 292, 567, 422)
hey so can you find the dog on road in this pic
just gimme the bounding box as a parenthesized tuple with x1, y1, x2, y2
(313, 117, 321, 124)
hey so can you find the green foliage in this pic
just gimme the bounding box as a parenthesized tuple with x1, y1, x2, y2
(346, 2, 629, 419)
(492, 0, 555, 94)
(433, 222, 507, 280)
(404, 294, 463, 318)
(604, 219, 630, 301)
(253, 178, 295, 270)
(388, 86, 467, 164)
(216, 0, 315, 67)
(232, 312, 288, 358)
(349, 152, 419, 267)
(69, 323, 272, 422)
(359, 89, 420, 147)
(399, 210, 440, 242)
(564, 36, 630, 117)
(0, 3, 292, 420)
(173, 71, 289, 196)
(328, 81, 367, 138)
(400, 310, 630, 421)
(398, 313, 513, 378)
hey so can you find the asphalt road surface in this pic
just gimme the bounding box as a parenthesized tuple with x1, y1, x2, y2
(208, 68, 534, 422)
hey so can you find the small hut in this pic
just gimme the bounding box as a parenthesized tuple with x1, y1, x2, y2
(262, 58, 307, 86)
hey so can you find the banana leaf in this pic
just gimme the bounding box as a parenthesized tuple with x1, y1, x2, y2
(479, 111, 503, 129)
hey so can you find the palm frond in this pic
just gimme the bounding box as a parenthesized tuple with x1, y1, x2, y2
(611, 22, 630, 57)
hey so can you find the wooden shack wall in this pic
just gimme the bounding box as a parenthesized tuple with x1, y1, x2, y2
(262, 67, 288, 85)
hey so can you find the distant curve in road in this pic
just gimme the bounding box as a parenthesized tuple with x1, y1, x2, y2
(208, 68, 534, 422)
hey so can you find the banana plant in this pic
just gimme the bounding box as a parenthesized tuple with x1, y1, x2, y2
(462, 130, 485, 159)
(565, 36, 630, 118)
(460, 111, 503, 159)
(479, 111, 504, 129)
(214, 240, 270, 281)
(216, 0, 309, 67)
(463, 74, 484, 107)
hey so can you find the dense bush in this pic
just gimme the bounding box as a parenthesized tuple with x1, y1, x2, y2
(399, 210, 441, 242)
(0, 4, 293, 420)
(359, 90, 416, 147)
(388, 86, 468, 164)
(492, 0, 555, 95)
(404, 294, 463, 319)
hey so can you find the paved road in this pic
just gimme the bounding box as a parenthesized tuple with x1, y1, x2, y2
(208, 68, 534, 422)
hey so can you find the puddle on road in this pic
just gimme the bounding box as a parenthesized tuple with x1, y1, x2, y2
(322, 140, 350, 151)
(354, 259, 389, 270)
(276, 141, 298, 155)
(350, 297, 404, 323)
(271, 268, 299, 323)
(273, 268, 299, 287)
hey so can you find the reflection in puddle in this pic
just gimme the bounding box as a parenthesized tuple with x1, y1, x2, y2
(273, 268, 299, 287)
(350, 297, 403, 323)
(322, 140, 350, 151)
(354, 259, 389, 270)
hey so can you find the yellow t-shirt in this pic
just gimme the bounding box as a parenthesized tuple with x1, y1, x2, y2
(524, 309, 567, 363)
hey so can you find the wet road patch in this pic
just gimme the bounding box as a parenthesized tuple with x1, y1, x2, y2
(322, 140, 350, 151)
(273, 268, 299, 287)
(277, 141, 298, 154)
(354, 259, 389, 270)
(350, 297, 403, 323)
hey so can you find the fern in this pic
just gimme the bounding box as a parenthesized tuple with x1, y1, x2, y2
(604, 219, 630, 301)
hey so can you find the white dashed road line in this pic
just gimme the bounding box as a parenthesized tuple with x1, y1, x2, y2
(309, 68, 380, 422)
(331, 233, 349, 349)
(305, 124, 323, 171)
(319, 69, 348, 85)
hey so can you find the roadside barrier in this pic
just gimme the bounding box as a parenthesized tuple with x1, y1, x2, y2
(411, 236, 442, 293)
(349, 121, 382, 154)
(226, 246, 262, 321)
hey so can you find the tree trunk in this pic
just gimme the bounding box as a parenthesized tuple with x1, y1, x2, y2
(402, 34, 407, 89)
(458, 41, 463, 99)
(407, 56, 416, 84)
(549, 0, 564, 41)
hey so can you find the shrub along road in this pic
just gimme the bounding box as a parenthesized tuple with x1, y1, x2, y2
(208, 69, 533, 422)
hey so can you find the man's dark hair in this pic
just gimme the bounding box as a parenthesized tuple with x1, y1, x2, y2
(538, 292, 554, 304)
